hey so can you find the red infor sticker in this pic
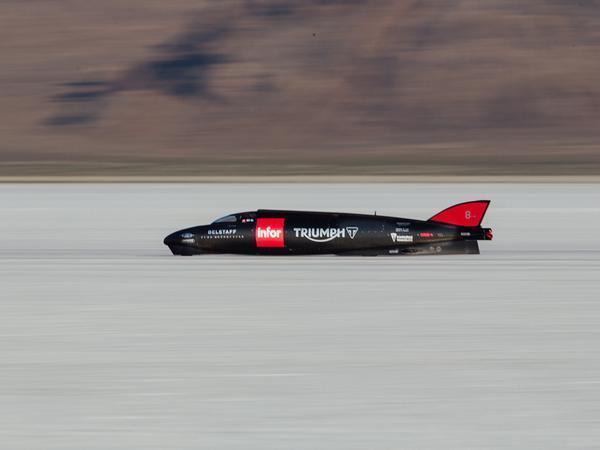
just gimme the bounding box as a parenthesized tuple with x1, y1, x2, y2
(256, 218, 285, 248)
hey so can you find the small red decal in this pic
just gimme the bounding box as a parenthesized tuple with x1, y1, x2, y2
(419, 232, 434, 238)
(256, 218, 285, 248)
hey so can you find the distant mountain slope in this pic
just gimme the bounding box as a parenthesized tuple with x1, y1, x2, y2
(2, 0, 600, 175)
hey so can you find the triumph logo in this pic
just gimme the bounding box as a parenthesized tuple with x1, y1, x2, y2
(346, 227, 358, 239)
(293, 226, 359, 242)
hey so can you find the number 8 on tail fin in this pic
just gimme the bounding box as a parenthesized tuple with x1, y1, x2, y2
(428, 200, 490, 227)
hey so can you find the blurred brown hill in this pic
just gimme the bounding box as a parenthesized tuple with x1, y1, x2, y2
(2, 0, 600, 176)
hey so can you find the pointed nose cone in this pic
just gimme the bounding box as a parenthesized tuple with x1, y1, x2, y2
(164, 232, 180, 247)
(164, 230, 198, 255)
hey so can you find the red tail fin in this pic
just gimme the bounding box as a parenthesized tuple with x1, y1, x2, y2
(428, 201, 490, 227)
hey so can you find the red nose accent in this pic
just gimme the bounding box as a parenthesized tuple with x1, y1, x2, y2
(485, 229, 493, 240)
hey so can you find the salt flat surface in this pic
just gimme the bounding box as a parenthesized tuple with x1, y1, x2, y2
(1, 184, 599, 449)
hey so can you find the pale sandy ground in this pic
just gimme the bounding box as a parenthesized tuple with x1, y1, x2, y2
(1, 184, 600, 449)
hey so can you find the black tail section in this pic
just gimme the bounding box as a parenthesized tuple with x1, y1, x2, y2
(336, 241, 480, 256)
(400, 240, 480, 255)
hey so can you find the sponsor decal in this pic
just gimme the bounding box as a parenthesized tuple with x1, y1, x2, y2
(389, 249, 400, 254)
(293, 227, 358, 243)
(390, 233, 413, 243)
(419, 232, 434, 238)
(256, 218, 285, 248)
(460, 232, 471, 237)
(181, 233, 194, 239)
(241, 218, 255, 223)
(346, 227, 358, 239)
(208, 229, 237, 235)
(396, 227, 410, 233)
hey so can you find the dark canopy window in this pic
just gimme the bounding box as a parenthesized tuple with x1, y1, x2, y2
(213, 215, 237, 224)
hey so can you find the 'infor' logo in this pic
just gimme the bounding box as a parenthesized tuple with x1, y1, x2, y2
(256, 218, 285, 248)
